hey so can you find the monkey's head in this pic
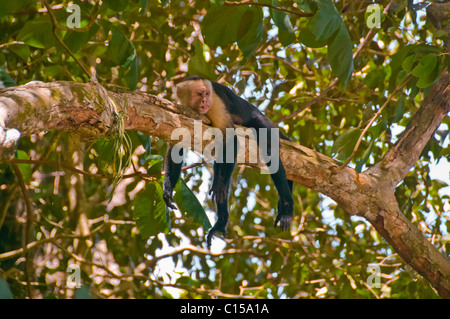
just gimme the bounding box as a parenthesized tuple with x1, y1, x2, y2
(175, 77, 212, 114)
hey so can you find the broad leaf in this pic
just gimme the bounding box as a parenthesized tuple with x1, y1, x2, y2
(132, 181, 169, 238)
(17, 17, 59, 49)
(14, 150, 32, 184)
(201, 5, 246, 47)
(328, 23, 354, 87)
(310, 0, 342, 41)
(188, 38, 216, 80)
(331, 127, 362, 161)
(109, 26, 138, 90)
(174, 179, 211, 230)
(237, 7, 264, 60)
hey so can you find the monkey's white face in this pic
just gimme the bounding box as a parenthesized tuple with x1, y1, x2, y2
(190, 81, 211, 114)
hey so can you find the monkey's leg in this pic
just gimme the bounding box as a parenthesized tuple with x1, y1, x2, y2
(163, 145, 184, 209)
(207, 161, 235, 247)
(207, 133, 237, 247)
(255, 128, 294, 231)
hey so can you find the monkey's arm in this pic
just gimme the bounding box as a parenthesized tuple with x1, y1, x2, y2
(163, 144, 184, 209)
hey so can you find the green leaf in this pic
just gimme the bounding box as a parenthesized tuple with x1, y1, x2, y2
(109, 26, 138, 90)
(14, 150, 32, 184)
(121, 52, 138, 90)
(109, 26, 133, 65)
(270, 0, 294, 33)
(411, 54, 437, 78)
(174, 179, 211, 230)
(133, 181, 169, 238)
(201, 5, 263, 59)
(355, 139, 374, 173)
(201, 5, 246, 47)
(8, 43, 31, 61)
(17, 17, 59, 49)
(328, 23, 354, 87)
(401, 55, 416, 73)
(103, 0, 128, 12)
(146, 155, 164, 175)
(298, 28, 328, 48)
(295, 0, 317, 13)
(63, 23, 100, 53)
(331, 127, 362, 161)
(278, 29, 297, 47)
(210, 0, 225, 6)
(363, 69, 386, 89)
(392, 94, 405, 123)
(0, 0, 33, 17)
(310, 0, 342, 41)
(188, 38, 216, 80)
(270, 0, 296, 47)
(237, 7, 264, 60)
(416, 68, 439, 88)
(298, 0, 353, 86)
(0, 67, 16, 88)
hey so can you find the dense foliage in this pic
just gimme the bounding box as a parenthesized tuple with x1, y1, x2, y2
(0, 0, 449, 299)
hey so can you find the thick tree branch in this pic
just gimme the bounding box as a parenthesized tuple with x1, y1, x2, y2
(1, 80, 449, 297)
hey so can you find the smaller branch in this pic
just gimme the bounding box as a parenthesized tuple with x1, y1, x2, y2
(0, 41, 26, 49)
(40, 1, 99, 33)
(7, 158, 206, 180)
(147, 245, 264, 268)
(41, 0, 92, 78)
(274, 78, 338, 124)
(224, 0, 313, 17)
(260, 54, 304, 74)
(339, 75, 412, 169)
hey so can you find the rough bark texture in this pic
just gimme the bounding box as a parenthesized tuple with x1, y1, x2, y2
(1, 77, 449, 297)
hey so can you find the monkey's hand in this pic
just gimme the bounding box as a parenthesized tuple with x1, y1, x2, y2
(163, 191, 177, 210)
(208, 184, 228, 203)
(206, 224, 227, 248)
(274, 200, 293, 231)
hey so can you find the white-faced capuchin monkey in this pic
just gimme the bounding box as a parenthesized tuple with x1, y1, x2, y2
(164, 75, 294, 247)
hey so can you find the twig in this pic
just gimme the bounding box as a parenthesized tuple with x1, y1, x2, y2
(339, 75, 412, 169)
(40, 1, 99, 32)
(41, 0, 92, 78)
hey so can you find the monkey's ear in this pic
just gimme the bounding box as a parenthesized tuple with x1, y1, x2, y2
(175, 81, 189, 103)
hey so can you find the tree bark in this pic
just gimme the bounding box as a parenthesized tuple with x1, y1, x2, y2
(0, 78, 449, 297)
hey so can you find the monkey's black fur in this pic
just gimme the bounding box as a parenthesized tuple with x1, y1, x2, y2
(164, 76, 294, 247)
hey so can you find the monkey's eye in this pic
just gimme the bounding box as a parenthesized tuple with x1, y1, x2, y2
(197, 92, 203, 97)
(206, 92, 210, 96)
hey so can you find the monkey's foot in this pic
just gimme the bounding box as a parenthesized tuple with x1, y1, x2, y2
(274, 214, 293, 231)
(206, 226, 227, 248)
(163, 191, 177, 210)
